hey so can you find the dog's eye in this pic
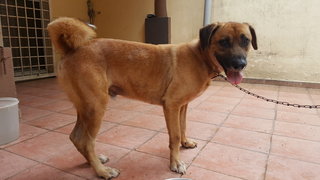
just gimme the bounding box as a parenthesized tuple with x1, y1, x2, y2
(240, 34, 250, 47)
(218, 38, 231, 48)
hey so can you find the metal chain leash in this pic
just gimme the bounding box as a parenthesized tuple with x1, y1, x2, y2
(212, 74, 320, 109)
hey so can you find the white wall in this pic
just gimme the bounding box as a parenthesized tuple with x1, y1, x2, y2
(212, 0, 320, 83)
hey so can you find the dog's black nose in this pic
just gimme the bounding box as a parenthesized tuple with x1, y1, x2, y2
(232, 58, 247, 70)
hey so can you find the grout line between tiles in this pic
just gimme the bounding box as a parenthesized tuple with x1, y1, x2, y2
(263, 84, 279, 180)
(185, 85, 246, 173)
(190, 164, 247, 180)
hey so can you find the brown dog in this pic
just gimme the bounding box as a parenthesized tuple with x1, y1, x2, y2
(47, 17, 257, 179)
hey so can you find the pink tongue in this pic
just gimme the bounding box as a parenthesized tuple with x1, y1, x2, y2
(226, 71, 243, 85)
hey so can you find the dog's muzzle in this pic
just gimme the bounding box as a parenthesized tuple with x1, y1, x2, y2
(216, 55, 247, 85)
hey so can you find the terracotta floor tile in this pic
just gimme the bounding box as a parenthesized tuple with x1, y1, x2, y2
(45, 142, 130, 179)
(274, 121, 320, 141)
(276, 111, 320, 126)
(8, 164, 84, 180)
(271, 135, 320, 164)
(39, 91, 69, 100)
(10, 77, 320, 180)
(223, 115, 273, 133)
(183, 166, 242, 180)
(193, 143, 267, 180)
(103, 109, 139, 123)
(26, 112, 76, 130)
(16, 78, 59, 90)
(137, 132, 206, 164)
(279, 86, 308, 94)
(203, 84, 224, 95)
(188, 94, 211, 108)
(114, 151, 179, 180)
(16, 86, 59, 97)
(112, 100, 153, 112)
(278, 91, 310, 98)
(161, 121, 218, 141)
(0, 124, 47, 148)
(212, 127, 271, 153)
(97, 125, 156, 149)
(145, 106, 164, 116)
(308, 88, 320, 95)
(238, 98, 276, 109)
(121, 113, 166, 131)
(6, 132, 73, 162)
(211, 81, 228, 87)
(195, 101, 236, 114)
(19, 96, 57, 108)
(277, 95, 313, 105)
(37, 100, 74, 112)
(265, 155, 320, 180)
(19, 105, 53, 122)
(310, 94, 320, 104)
(277, 105, 318, 115)
(207, 95, 242, 105)
(187, 109, 228, 125)
(243, 89, 278, 100)
(214, 86, 245, 98)
(249, 84, 279, 91)
(107, 96, 129, 108)
(59, 107, 77, 116)
(185, 121, 218, 141)
(55, 121, 116, 135)
(0, 150, 38, 179)
(231, 105, 275, 120)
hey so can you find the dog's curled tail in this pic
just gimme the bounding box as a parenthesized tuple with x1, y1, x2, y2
(47, 17, 96, 54)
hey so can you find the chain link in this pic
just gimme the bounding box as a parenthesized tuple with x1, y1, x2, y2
(212, 74, 320, 109)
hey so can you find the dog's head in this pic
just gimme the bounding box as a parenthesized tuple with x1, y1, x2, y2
(199, 22, 257, 84)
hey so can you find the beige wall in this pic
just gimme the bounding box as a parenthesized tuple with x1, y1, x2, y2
(167, 0, 204, 44)
(92, 0, 153, 41)
(212, 0, 320, 83)
(51, 0, 88, 20)
(49, 0, 320, 83)
(91, 0, 204, 43)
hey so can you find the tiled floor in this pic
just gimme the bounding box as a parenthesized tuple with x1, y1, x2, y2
(1, 77, 320, 180)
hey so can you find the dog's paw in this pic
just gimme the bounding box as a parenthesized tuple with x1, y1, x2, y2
(98, 154, 109, 164)
(170, 160, 186, 174)
(97, 167, 120, 180)
(182, 139, 197, 149)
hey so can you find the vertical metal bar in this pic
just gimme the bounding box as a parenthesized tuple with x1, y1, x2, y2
(15, 0, 23, 75)
(203, 0, 212, 26)
(33, 0, 40, 75)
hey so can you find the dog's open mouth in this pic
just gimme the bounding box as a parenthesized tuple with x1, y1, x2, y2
(226, 69, 243, 85)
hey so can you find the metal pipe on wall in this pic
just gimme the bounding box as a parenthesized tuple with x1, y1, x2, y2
(203, 0, 212, 26)
(155, 0, 167, 17)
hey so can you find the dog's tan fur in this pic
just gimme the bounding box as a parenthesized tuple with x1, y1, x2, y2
(48, 17, 257, 179)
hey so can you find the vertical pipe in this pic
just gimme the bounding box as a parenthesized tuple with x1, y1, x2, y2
(203, 0, 212, 26)
(155, 0, 167, 17)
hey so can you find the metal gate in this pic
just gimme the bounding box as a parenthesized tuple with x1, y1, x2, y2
(0, 0, 54, 81)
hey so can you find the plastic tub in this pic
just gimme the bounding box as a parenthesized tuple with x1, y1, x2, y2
(0, 97, 20, 145)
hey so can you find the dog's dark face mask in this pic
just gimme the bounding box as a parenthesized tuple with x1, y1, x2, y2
(199, 23, 258, 84)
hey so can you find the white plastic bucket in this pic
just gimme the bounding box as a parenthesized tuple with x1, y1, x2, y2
(0, 97, 20, 145)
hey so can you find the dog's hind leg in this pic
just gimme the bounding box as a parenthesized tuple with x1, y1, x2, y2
(179, 104, 197, 149)
(68, 77, 119, 179)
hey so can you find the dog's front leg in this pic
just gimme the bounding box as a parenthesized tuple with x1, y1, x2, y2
(163, 104, 186, 174)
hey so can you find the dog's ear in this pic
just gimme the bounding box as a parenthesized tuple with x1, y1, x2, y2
(247, 24, 258, 50)
(199, 23, 220, 50)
